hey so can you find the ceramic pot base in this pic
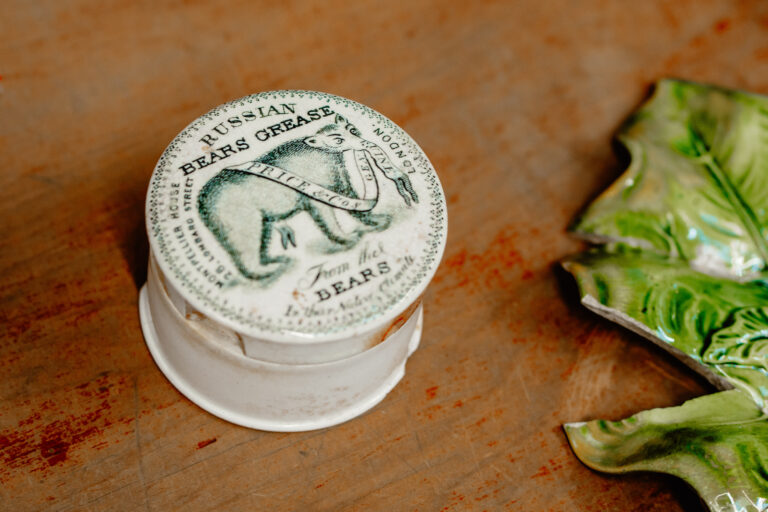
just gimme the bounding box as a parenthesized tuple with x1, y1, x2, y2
(139, 260, 423, 431)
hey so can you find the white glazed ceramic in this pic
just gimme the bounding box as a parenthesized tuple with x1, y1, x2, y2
(139, 90, 447, 431)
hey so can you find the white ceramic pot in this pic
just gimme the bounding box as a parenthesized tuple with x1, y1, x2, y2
(139, 90, 447, 431)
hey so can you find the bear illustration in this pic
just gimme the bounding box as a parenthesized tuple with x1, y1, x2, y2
(197, 115, 418, 282)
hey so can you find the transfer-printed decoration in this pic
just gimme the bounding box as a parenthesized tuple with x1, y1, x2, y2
(147, 90, 446, 340)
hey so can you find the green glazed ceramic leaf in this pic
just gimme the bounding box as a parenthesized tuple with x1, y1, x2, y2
(572, 79, 768, 279)
(564, 249, 768, 407)
(563, 80, 768, 511)
(564, 251, 768, 511)
(564, 390, 768, 511)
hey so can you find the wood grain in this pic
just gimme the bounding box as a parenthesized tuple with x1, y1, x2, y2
(3, 0, 768, 510)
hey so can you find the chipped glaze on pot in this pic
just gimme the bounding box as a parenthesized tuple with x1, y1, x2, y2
(139, 90, 447, 431)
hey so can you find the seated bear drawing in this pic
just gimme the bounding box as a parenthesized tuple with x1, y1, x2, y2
(197, 115, 418, 283)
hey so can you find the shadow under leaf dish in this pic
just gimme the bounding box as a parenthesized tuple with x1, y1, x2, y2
(563, 79, 768, 511)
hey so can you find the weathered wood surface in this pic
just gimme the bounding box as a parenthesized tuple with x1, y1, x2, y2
(2, 1, 767, 510)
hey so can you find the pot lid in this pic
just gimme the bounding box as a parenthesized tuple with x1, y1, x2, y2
(146, 90, 447, 344)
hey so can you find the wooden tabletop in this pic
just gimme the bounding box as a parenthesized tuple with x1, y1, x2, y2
(2, 1, 766, 510)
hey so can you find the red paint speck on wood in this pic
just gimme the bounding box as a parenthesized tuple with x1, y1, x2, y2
(0, 375, 132, 483)
(425, 386, 438, 399)
(431, 227, 533, 296)
(196, 438, 217, 449)
(714, 18, 731, 33)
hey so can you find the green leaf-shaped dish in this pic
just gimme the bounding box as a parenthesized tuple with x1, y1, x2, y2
(563, 80, 768, 511)
(574, 79, 768, 279)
